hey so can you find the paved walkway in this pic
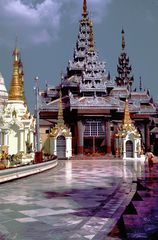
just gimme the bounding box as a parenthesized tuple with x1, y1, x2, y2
(0, 159, 145, 240)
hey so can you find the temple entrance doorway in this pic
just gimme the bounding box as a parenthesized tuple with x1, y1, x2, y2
(126, 140, 133, 158)
(83, 119, 105, 156)
(84, 137, 105, 155)
(57, 135, 66, 159)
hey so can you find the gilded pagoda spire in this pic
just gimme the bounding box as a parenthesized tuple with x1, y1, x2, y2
(82, 0, 88, 19)
(116, 98, 140, 138)
(57, 91, 64, 127)
(50, 90, 72, 138)
(8, 41, 23, 101)
(122, 29, 125, 50)
(123, 98, 132, 128)
(89, 17, 95, 52)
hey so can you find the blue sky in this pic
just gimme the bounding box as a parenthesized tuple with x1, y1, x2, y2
(0, 0, 158, 112)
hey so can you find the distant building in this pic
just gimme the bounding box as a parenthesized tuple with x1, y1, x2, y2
(39, 0, 157, 156)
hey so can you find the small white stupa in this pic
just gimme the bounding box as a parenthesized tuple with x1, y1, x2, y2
(45, 91, 72, 159)
(0, 46, 35, 158)
(115, 99, 144, 160)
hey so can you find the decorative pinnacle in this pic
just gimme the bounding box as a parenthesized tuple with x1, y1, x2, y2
(139, 76, 142, 91)
(82, 0, 88, 18)
(89, 17, 94, 52)
(13, 36, 19, 61)
(123, 98, 132, 126)
(57, 91, 64, 126)
(121, 29, 125, 50)
(8, 41, 23, 101)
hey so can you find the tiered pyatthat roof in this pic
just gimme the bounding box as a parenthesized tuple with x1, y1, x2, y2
(63, 0, 111, 96)
(80, 17, 110, 96)
(66, 0, 90, 78)
(115, 30, 134, 91)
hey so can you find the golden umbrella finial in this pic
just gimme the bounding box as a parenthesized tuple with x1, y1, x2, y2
(8, 38, 23, 101)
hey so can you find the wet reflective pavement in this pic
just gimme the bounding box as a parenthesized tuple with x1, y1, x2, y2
(0, 160, 146, 239)
(115, 162, 158, 240)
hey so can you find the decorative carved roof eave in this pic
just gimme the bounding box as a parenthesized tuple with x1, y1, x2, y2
(117, 131, 140, 139)
(61, 82, 79, 88)
(5, 118, 24, 129)
(150, 127, 158, 134)
(70, 105, 119, 110)
(117, 107, 140, 113)
(39, 102, 71, 112)
(50, 125, 71, 138)
(69, 96, 128, 109)
(39, 95, 70, 111)
(80, 88, 107, 92)
(149, 117, 158, 124)
(133, 113, 156, 119)
(116, 124, 141, 138)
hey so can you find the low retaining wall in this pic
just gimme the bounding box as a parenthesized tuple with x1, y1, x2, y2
(0, 159, 58, 183)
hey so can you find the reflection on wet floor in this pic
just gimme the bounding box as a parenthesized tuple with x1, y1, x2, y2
(110, 160, 158, 240)
(0, 159, 154, 240)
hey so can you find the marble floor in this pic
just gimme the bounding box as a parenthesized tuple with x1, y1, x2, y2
(0, 159, 145, 240)
(120, 162, 158, 240)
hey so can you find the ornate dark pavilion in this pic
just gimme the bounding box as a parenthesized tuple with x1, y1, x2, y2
(39, 0, 158, 157)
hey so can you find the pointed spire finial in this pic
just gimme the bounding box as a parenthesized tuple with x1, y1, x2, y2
(139, 76, 142, 91)
(13, 36, 19, 61)
(57, 91, 64, 126)
(89, 15, 95, 52)
(123, 98, 132, 127)
(121, 28, 125, 50)
(83, 0, 88, 19)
